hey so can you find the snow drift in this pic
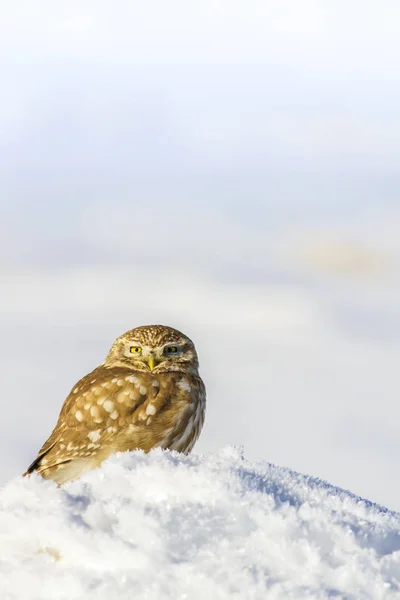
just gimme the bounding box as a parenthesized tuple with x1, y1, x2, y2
(1, 447, 400, 599)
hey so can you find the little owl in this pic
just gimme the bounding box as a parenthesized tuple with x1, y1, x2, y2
(25, 325, 206, 484)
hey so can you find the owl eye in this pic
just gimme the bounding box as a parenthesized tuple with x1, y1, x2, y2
(130, 346, 142, 354)
(164, 345, 178, 355)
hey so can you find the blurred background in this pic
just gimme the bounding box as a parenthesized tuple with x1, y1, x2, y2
(1, 1, 400, 509)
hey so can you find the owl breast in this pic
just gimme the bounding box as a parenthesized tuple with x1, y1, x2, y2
(117, 371, 206, 455)
(163, 378, 206, 453)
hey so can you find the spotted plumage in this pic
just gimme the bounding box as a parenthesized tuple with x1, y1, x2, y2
(25, 325, 206, 484)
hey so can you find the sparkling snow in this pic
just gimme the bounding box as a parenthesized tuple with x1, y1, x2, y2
(1, 448, 400, 599)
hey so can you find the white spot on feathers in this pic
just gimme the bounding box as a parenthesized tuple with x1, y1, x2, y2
(87, 430, 101, 443)
(103, 400, 115, 413)
(177, 378, 191, 392)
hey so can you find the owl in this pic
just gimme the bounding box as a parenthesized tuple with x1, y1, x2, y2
(25, 325, 206, 485)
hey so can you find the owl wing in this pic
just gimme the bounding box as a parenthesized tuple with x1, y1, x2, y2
(24, 381, 87, 475)
(24, 435, 61, 475)
(24, 366, 144, 476)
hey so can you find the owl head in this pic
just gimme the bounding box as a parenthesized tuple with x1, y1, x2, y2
(104, 325, 199, 374)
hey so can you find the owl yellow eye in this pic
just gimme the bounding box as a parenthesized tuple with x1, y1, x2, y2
(164, 345, 178, 355)
(130, 346, 142, 354)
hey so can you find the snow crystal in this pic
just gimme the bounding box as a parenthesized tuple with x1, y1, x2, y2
(1, 448, 400, 599)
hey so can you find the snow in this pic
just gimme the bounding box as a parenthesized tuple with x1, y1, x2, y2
(1, 447, 400, 599)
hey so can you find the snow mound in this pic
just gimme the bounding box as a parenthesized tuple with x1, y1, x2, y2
(1, 448, 400, 599)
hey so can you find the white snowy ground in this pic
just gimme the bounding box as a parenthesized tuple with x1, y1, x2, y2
(1, 448, 400, 600)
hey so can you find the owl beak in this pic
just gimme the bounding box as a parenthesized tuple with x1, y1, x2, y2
(147, 355, 158, 371)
